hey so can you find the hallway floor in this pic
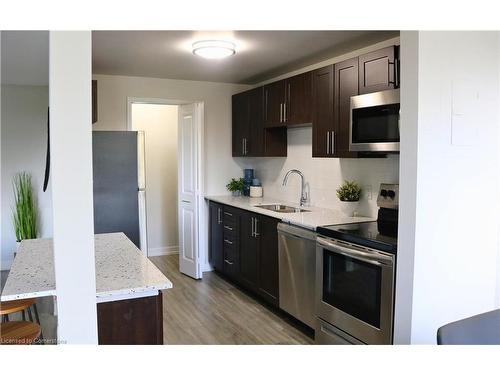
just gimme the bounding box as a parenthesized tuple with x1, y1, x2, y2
(150, 255, 313, 344)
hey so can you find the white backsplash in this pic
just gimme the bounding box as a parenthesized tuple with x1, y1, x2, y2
(235, 127, 399, 218)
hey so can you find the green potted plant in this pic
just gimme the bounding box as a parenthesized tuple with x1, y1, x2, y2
(226, 178, 245, 197)
(336, 180, 362, 217)
(12, 172, 38, 249)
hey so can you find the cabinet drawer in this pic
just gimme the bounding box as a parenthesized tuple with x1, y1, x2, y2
(223, 246, 239, 278)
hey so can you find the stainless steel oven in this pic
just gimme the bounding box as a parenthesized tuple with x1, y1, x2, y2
(316, 236, 396, 345)
(349, 89, 400, 152)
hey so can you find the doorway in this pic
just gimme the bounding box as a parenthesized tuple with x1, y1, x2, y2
(128, 98, 205, 280)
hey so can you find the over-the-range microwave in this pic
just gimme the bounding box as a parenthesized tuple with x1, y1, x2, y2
(349, 89, 400, 153)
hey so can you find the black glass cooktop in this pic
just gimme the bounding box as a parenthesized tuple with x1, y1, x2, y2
(316, 220, 398, 254)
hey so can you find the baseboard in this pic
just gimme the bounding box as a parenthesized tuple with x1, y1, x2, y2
(148, 245, 179, 257)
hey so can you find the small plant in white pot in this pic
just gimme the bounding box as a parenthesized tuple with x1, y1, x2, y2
(336, 180, 362, 217)
(12, 172, 38, 250)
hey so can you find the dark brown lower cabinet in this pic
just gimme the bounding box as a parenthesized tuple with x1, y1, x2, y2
(208, 201, 279, 308)
(97, 292, 163, 345)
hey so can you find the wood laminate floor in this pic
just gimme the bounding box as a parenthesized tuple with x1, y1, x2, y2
(150, 255, 314, 345)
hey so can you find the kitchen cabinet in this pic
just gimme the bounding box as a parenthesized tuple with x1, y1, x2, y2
(232, 90, 250, 157)
(333, 57, 359, 158)
(208, 201, 280, 308)
(358, 46, 399, 94)
(209, 201, 224, 271)
(312, 65, 335, 157)
(285, 71, 313, 126)
(257, 215, 280, 306)
(264, 80, 286, 127)
(264, 73, 312, 128)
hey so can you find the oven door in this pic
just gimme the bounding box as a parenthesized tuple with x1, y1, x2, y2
(349, 89, 400, 152)
(316, 236, 395, 345)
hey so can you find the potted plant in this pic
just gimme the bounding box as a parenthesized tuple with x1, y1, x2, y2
(336, 180, 362, 217)
(226, 178, 245, 197)
(12, 172, 38, 250)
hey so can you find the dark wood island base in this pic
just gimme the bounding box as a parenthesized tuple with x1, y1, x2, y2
(97, 291, 163, 345)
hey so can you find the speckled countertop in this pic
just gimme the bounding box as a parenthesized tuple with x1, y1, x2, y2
(205, 195, 374, 230)
(1, 232, 173, 303)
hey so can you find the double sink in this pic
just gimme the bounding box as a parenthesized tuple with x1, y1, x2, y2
(255, 204, 309, 214)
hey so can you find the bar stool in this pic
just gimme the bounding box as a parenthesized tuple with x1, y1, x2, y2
(0, 321, 41, 344)
(0, 298, 43, 340)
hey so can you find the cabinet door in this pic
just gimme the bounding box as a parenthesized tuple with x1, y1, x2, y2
(264, 80, 286, 128)
(257, 215, 279, 307)
(358, 46, 398, 94)
(247, 87, 265, 156)
(285, 72, 312, 126)
(312, 65, 335, 157)
(232, 91, 250, 157)
(334, 58, 358, 158)
(209, 202, 224, 271)
(239, 211, 259, 291)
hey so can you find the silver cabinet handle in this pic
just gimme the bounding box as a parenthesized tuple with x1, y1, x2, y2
(254, 218, 259, 237)
(224, 259, 234, 265)
(224, 239, 233, 245)
(331, 131, 335, 155)
(287, 83, 291, 122)
(217, 208, 222, 224)
(245, 138, 248, 155)
(224, 225, 233, 231)
(224, 211, 233, 217)
(251, 217, 255, 237)
(326, 131, 330, 154)
(280, 103, 283, 123)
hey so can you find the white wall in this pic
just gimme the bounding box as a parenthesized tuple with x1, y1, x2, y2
(131, 103, 179, 255)
(236, 127, 399, 217)
(1, 85, 52, 270)
(50, 31, 98, 343)
(398, 31, 500, 344)
(92, 74, 250, 197)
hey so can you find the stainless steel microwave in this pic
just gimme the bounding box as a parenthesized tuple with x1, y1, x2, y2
(349, 89, 400, 152)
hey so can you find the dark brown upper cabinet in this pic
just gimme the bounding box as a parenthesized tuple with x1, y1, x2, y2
(333, 58, 359, 158)
(358, 46, 399, 94)
(264, 72, 312, 128)
(264, 80, 286, 127)
(312, 65, 335, 158)
(285, 71, 312, 126)
(92, 80, 97, 124)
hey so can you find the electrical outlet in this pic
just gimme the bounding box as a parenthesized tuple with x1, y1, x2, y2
(365, 185, 372, 200)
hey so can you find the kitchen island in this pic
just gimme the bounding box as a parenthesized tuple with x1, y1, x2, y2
(1, 232, 173, 344)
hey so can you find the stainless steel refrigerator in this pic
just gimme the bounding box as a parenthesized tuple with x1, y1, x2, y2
(92, 131, 147, 251)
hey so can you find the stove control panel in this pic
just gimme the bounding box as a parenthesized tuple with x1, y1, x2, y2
(377, 183, 399, 209)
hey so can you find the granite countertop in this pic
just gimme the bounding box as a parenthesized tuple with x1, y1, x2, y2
(1, 232, 173, 303)
(205, 195, 374, 230)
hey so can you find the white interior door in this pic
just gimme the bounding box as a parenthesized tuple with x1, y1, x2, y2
(178, 104, 202, 279)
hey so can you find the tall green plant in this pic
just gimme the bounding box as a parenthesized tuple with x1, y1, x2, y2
(12, 172, 38, 242)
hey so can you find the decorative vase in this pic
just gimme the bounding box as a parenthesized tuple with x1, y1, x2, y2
(340, 201, 359, 217)
(232, 191, 241, 197)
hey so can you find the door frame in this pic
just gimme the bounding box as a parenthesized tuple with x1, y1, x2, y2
(126, 97, 207, 276)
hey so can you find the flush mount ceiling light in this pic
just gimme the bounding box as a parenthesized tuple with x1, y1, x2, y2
(192, 40, 236, 59)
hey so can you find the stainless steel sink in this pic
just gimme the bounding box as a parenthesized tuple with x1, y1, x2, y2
(255, 204, 309, 213)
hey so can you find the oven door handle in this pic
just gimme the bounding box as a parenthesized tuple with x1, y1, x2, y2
(317, 237, 393, 266)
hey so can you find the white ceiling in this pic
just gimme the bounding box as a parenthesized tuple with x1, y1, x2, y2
(92, 31, 399, 84)
(1, 31, 49, 85)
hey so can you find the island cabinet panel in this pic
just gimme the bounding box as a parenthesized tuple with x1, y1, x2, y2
(358, 46, 399, 94)
(285, 71, 313, 126)
(264, 79, 286, 128)
(208, 201, 280, 308)
(97, 292, 163, 345)
(209, 201, 224, 271)
(312, 65, 335, 158)
(334, 57, 359, 158)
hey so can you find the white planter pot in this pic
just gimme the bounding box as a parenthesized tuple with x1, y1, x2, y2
(339, 201, 359, 217)
(231, 191, 241, 197)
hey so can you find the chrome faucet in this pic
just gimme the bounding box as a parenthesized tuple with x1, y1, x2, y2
(282, 169, 308, 206)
